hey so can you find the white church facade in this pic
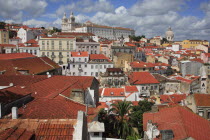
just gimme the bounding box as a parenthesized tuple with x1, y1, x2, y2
(165, 27, 174, 42)
(61, 12, 135, 40)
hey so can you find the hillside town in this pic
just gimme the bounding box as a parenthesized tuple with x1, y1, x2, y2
(0, 10, 210, 140)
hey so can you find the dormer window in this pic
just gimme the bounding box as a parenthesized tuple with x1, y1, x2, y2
(120, 92, 124, 95)
(110, 72, 113, 75)
(110, 92, 114, 95)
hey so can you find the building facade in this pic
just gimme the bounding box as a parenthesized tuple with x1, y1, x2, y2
(39, 37, 76, 65)
(61, 12, 135, 40)
(65, 52, 114, 78)
(0, 29, 9, 44)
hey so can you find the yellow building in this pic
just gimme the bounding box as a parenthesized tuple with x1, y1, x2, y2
(182, 40, 209, 49)
(39, 37, 76, 65)
(0, 29, 9, 44)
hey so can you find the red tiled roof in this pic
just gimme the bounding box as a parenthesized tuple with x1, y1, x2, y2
(124, 42, 136, 47)
(130, 61, 154, 68)
(36, 123, 74, 140)
(160, 94, 186, 104)
(89, 54, 111, 62)
(0, 44, 16, 47)
(125, 86, 138, 92)
(0, 127, 34, 140)
(0, 86, 31, 104)
(103, 88, 125, 97)
(143, 106, 210, 140)
(204, 53, 210, 57)
(194, 94, 210, 106)
(0, 57, 60, 75)
(71, 52, 88, 57)
(18, 97, 95, 119)
(0, 119, 77, 140)
(0, 53, 35, 60)
(154, 63, 170, 66)
(190, 58, 204, 63)
(25, 39, 37, 44)
(128, 72, 160, 85)
(175, 77, 193, 84)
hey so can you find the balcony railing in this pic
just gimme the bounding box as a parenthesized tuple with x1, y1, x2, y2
(51, 55, 56, 58)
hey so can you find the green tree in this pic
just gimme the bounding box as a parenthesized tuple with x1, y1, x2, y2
(109, 100, 136, 139)
(130, 100, 154, 136)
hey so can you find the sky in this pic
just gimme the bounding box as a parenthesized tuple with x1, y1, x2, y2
(1, 0, 210, 41)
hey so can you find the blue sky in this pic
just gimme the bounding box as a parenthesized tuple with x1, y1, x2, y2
(1, 0, 210, 40)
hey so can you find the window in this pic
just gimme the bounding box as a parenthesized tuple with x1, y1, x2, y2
(95, 72, 98, 77)
(96, 65, 98, 69)
(73, 65, 75, 68)
(91, 65, 94, 69)
(84, 72, 87, 75)
(93, 132, 100, 136)
(198, 111, 204, 117)
(100, 65, 102, 69)
(85, 64, 87, 68)
(91, 72, 93, 76)
(104, 65, 106, 69)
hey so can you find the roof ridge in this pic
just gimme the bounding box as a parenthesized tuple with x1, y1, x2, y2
(39, 57, 55, 69)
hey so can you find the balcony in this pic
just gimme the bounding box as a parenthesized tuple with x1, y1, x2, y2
(58, 61, 63, 65)
(51, 55, 56, 58)
(78, 67, 83, 72)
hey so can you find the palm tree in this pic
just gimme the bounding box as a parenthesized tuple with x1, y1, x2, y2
(109, 100, 136, 139)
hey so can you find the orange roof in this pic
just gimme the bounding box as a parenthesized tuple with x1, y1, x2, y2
(0, 44, 16, 47)
(89, 54, 111, 62)
(124, 42, 136, 47)
(194, 94, 210, 106)
(143, 106, 210, 140)
(204, 53, 210, 57)
(125, 86, 138, 92)
(25, 39, 37, 44)
(0, 53, 35, 60)
(160, 94, 186, 104)
(128, 72, 160, 85)
(130, 61, 154, 68)
(0, 57, 60, 75)
(190, 58, 204, 63)
(103, 88, 125, 97)
(71, 52, 88, 57)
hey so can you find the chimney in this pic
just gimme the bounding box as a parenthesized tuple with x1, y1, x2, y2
(9, 83, 13, 86)
(12, 107, 18, 119)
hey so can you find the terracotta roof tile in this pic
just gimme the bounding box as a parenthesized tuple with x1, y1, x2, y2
(71, 52, 88, 57)
(0, 57, 60, 75)
(103, 88, 125, 97)
(125, 86, 138, 92)
(194, 94, 210, 106)
(89, 54, 111, 62)
(0, 53, 35, 60)
(128, 72, 160, 85)
(143, 106, 210, 140)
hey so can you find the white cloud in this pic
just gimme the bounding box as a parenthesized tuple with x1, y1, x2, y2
(23, 19, 48, 27)
(56, 0, 114, 16)
(115, 6, 127, 15)
(130, 0, 186, 16)
(0, 0, 47, 22)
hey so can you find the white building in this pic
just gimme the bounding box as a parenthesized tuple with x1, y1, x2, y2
(65, 52, 114, 78)
(99, 86, 140, 102)
(165, 27, 174, 42)
(17, 28, 35, 43)
(76, 39, 100, 54)
(61, 12, 135, 40)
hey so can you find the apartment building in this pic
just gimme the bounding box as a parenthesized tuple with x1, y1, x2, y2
(0, 29, 9, 44)
(39, 37, 76, 65)
(65, 52, 113, 78)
